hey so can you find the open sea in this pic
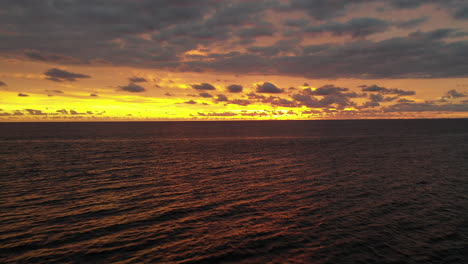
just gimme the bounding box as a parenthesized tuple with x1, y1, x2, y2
(0, 119, 467, 264)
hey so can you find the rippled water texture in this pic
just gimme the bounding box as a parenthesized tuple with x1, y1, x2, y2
(1, 120, 467, 263)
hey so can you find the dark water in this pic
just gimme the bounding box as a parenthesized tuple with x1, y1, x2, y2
(1, 120, 467, 264)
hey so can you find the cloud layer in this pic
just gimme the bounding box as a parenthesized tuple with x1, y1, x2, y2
(1, 0, 467, 79)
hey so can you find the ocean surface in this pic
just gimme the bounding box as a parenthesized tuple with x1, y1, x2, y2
(1, 119, 467, 264)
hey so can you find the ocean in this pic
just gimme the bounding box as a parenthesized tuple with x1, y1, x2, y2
(1, 119, 467, 263)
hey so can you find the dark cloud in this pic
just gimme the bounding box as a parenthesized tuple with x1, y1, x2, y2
(256, 82, 284, 93)
(119, 83, 146, 92)
(291, 90, 354, 109)
(1, 1, 218, 64)
(445, 89, 466, 98)
(343, 92, 368, 98)
(25, 109, 46, 115)
(306, 85, 349, 95)
(398, 98, 415, 103)
(409, 28, 468, 40)
(369, 93, 399, 102)
(321, 95, 353, 108)
(385, 102, 468, 112)
(229, 99, 251, 106)
(227, 84, 243, 93)
(454, 5, 468, 19)
(361, 101, 381, 108)
(129, 77, 147, 83)
(395, 17, 428, 29)
(305, 18, 391, 38)
(164, 92, 174, 96)
(18, 93, 29, 97)
(284, 18, 309, 28)
(199, 92, 213, 98)
(184, 100, 197, 104)
(54, 109, 89, 115)
(361, 85, 415, 95)
(237, 26, 275, 40)
(2, 0, 468, 80)
(262, 96, 299, 107)
(240, 111, 269, 117)
(247, 38, 301, 57)
(247, 92, 266, 99)
(198, 112, 238, 117)
(291, 94, 322, 108)
(90, 94, 98, 97)
(216, 94, 229, 102)
(25, 50, 78, 63)
(281, 0, 372, 20)
(180, 30, 468, 79)
(388, 0, 427, 9)
(0, 81, 6, 86)
(44, 68, 90, 82)
(192, 83, 216, 90)
(302, 44, 330, 54)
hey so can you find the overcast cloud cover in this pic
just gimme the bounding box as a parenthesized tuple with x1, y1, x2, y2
(1, 0, 468, 79)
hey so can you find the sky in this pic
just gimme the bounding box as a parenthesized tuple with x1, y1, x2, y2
(1, 0, 468, 121)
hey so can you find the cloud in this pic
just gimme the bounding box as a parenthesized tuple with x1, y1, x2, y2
(305, 17, 391, 38)
(445, 89, 466, 98)
(262, 96, 299, 107)
(284, 18, 309, 28)
(0, 81, 6, 86)
(216, 94, 229, 102)
(192, 83, 216, 90)
(361, 101, 381, 108)
(129, 77, 147, 83)
(369, 93, 399, 102)
(184, 100, 197, 104)
(2, 0, 468, 81)
(247, 92, 266, 100)
(227, 84, 243, 93)
(409, 28, 468, 40)
(18, 93, 29, 97)
(25, 109, 46, 115)
(385, 102, 468, 112)
(395, 17, 428, 29)
(90, 94, 98, 97)
(281, 0, 372, 20)
(199, 92, 213, 98)
(236, 26, 276, 42)
(291, 94, 321, 107)
(198, 112, 238, 117)
(119, 83, 146, 92)
(306, 85, 349, 95)
(229, 99, 251, 106)
(360, 85, 415, 95)
(291, 90, 354, 109)
(44, 68, 90, 82)
(454, 5, 468, 19)
(247, 39, 301, 56)
(256, 82, 284, 93)
(398, 98, 415, 103)
(24, 50, 79, 63)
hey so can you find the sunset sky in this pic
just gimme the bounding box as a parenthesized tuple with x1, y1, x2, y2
(1, 0, 468, 121)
